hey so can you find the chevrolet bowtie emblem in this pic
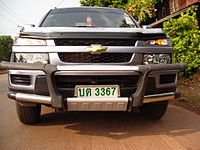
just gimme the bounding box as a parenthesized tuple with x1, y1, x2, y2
(85, 45, 108, 54)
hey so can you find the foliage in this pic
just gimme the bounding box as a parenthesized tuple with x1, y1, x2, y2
(80, 0, 128, 9)
(0, 36, 13, 62)
(163, 7, 200, 77)
(126, 0, 160, 24)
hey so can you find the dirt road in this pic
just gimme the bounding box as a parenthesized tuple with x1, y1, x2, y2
(0, 74, 200, 150)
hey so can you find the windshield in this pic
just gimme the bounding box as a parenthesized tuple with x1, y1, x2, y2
(40, 7, 137, 28)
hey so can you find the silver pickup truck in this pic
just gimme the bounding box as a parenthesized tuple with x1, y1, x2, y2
(0, 7, 186, 124)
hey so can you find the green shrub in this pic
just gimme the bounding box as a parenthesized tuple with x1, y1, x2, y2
(163, 7, 200, 77)
(80, 0, 128, 9)
(0, 35, 13, 62)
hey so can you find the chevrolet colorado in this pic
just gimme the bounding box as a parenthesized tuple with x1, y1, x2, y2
(0, 7, 186, 124)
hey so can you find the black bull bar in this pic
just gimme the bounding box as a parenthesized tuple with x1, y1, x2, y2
(0, 61, 187, 110)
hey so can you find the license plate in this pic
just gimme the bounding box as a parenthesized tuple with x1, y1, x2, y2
(75, 85, 120, 98)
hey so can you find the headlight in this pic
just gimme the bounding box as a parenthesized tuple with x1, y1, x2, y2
(14, 53, 49, 64)
(143, 54, 171, 65)
(14, 38, 46, 46)
(145, 39, 169, 46)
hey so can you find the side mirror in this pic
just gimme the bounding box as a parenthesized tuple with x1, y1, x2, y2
(18, 24, 35, 33)
(142, 25, 152, 29)
(24, 24, 35, 27)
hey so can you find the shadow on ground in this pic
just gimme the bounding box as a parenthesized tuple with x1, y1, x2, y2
(33, 106, 200, 140)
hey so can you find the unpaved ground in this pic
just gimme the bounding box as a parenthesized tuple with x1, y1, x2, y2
(0, 70, 8, 75)
(1, 74, 200, 150)
(171, 74, 200, 115)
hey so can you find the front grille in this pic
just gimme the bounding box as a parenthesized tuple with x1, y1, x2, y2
(54, 75, 139, 97)
(10, 75, 31, 85)
(58, 53, 133, 63)
(55, 75, 139, 89)
(54, 39, 136, 46)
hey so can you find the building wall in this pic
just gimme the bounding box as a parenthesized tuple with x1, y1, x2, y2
(155, 0, 200, 20)
(150, 0, 200, 27)
(169, 0, 200, 13)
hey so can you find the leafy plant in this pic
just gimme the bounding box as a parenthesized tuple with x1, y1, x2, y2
(80, 0, 128, 9)
(163, 7, 200, 77)
(126, 0, 160, 24)
(0, 36, 13, 62)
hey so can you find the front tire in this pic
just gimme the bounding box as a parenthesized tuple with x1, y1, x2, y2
(16, 102, 41, 124)
(139, 100, 168, 120)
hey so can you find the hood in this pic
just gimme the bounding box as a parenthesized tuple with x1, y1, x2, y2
(19, 27, 167, 40)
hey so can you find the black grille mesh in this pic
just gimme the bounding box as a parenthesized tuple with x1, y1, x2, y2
(10, 75, 31, 85)
(160, 74, 176, 84)
(55, 75, 139, 89)
(54, 39, 136, 46)
(58, 53, 133, 63)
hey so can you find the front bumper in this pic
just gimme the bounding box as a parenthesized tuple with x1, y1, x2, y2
(8, 92, 180, 111)
(0, 61, 187, 111)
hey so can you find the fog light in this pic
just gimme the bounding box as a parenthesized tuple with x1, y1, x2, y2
(143, 54, 171, 64)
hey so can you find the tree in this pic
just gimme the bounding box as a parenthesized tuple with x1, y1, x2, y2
(0, 36, 13, 62)
(163, 7, 200, 77)
(80, 0, 128, 9)
(126, 0, 161, 25)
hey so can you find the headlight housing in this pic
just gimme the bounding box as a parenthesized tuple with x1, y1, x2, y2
(14, 53, 49, 64)
(143, 54, 171, 65)
(14, 38, 46, 46)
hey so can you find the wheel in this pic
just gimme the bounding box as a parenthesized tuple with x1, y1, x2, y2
(139, 100, 168, 120)
(16, 102, 41, 124)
